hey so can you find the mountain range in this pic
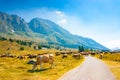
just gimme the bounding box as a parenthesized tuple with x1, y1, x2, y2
(0, 12, 108, 50)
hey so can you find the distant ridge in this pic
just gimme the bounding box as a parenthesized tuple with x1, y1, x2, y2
(0, 12, 109, 50)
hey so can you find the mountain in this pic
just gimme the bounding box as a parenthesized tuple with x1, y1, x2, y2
(0, 12, 32, 36)
(0, 12, 108, 50)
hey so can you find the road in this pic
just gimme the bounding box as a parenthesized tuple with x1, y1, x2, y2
(58, 56, 115, 80)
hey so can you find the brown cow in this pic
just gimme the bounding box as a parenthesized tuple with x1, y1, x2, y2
(32, 54, 54, 70)
(62, 53, 67, 58)
(27, 54, 37, 59)
(72, 53, 81, 58)
(17, 55, 26, 59)
(0, 53, 16, 58)
(55, 52, 61, 56)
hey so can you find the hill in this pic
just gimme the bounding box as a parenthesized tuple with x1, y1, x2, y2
(0, 12, 108, 50)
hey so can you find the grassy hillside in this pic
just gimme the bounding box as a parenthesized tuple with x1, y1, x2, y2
(0, 40, 84, 80)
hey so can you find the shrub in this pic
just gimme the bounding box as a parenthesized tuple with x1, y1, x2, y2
(20, 47, 24, 50)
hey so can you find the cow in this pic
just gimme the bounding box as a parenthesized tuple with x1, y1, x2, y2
(66, 51, 73, 55)
(27, 54, 37, 59)
(0, 54, 7, 57)
(55, 52, 61, 56)
(27, 59, 36, 64)
(32, 54, 54, 70)
(99, 53, 103, 59)
(17, 55, 26, 59)
(0, 53, 16, 58)
(62, 53, 67, 58)
(72, 53, 81, 58)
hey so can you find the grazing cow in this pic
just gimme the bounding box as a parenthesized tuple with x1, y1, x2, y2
(80, 52, 89, 55)
(99, 53, 103, 59)
(27, 60, 36, 64)
(55, 52, 61, 56)
(0, 54, 6, 57)
(32, 54, 54, 70)
(91, 52, 96, 56)
(60, 52, 66, 54)
(27, 54, 37, 59)
(62, 53, 67, 58)
(17, 55, 26, 59)
(6, 53, 16, 58)
(72, 53, 81, 58)
(66, 51, 72, 55)
(0, 53, 16, 58)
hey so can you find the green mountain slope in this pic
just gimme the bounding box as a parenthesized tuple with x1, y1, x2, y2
(0, 12, 108, 50)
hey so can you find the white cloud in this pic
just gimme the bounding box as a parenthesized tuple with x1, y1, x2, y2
(104, 40, 120, 49)
(55, 11, 64, 17)
(55, 11, 62, 15)
(58, 19, 67, 24)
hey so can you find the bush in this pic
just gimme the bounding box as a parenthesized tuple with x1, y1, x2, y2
(38, 45, 42, 49)
(20, 47, 24, 50)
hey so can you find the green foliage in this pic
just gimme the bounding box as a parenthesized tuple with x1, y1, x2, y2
(0, 36, 34, 47)
(0, 36, 7, 41)
(20, 47, 24, 50)
(38, 45, 42, 49)
(9, 38, 14, 42)
(78, 45, 84, 52)
(33, 46, 36, 50)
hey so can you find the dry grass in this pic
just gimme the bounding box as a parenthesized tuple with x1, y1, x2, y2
(0, 40, 84, 80)
(0, 54, 84, 80)
(104, 60, 120, 80)
(95, 53, 120, 80)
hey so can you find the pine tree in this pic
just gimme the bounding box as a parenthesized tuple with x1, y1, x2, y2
(81, 45, 84, 52)
(78, 45, 84, 52)
(38, 45, 42, 49)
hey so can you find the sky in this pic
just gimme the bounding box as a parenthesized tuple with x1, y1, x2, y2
(0, 0, 120, 49)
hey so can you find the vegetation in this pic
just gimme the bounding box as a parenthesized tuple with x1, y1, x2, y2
(105, 60, 120, 80)
(20, 47, 25, 50)
(38, 45, 42, 49)
(95, 53, 120, 62)
(78, 45, 84, 52)
(0, 12, 108, 50)
(0, 40, 84, 80)
(95, 53, 120, 80)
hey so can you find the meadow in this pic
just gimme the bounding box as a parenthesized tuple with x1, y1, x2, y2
(0, 40, 84, 80)
(95, 53, 120, 80)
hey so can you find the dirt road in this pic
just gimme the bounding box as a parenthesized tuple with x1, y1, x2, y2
(58, 56, 115, 80)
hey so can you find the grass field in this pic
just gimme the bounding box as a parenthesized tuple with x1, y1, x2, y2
(0, 40, 84, 80)
(0, 52, 84, 80)
(104, 60, 120, 80)
(95, 53, 120, 80)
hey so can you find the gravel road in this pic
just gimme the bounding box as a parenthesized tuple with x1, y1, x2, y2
(58, 56, 115, 80)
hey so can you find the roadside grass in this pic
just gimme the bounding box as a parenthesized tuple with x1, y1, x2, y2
(0, 40, 84, 80)
(0, 54, 84, 80)
(104, 60, 120, 80)
(95, 53, 120, 80)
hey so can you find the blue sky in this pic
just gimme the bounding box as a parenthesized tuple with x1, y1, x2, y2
(0, 0, 120, 49)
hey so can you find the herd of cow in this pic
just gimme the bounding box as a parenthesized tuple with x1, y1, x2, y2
(0, 51, 97, 70)
(0, 51, 91, 59)
(0, 53, 37, 59)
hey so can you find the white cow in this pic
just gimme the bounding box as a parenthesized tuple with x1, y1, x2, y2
(32, 54, 54, 70)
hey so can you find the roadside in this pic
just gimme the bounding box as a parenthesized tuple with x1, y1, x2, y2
(59, 56, 115, 80)
(103, 60, 120, 80)
(95, 53, 120, 80)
